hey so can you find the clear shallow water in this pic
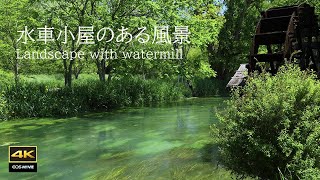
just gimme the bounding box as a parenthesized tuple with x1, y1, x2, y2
(0, 98, 230, 180)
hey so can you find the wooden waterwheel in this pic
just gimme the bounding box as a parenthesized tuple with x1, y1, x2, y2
(227, 3, 320, 88)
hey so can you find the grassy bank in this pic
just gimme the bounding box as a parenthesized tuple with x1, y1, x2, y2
(0, 68, 230, 120)
(0, 76, 192, 120)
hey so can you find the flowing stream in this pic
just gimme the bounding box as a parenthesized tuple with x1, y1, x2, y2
(0, 98, 231, 180)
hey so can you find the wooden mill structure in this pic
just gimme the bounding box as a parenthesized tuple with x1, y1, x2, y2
(227, 3, 320, 88)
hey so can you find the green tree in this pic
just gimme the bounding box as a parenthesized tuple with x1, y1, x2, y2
(0, 0, 38, 84)
(212, 0, 264, 79)
(42, 0, 94, 87)
(213, 0, 320, 80)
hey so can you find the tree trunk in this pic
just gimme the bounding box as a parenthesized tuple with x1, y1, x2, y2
(13, 59, 19, 86)
(64, 59, 74, 87)
(74, 72, 79, 79)
(96, 59, 106, 82)
(13, 43, 19, 85)
(74, 66, 82, 79)
(99, 69, 106, 81)
(107, 73, 112, 83)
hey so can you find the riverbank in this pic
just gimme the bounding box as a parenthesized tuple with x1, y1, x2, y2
(0, 73, 229, 121)
(0, 76, 190, 120)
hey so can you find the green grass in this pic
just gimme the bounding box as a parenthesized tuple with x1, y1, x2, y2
(21, 73, 99, 85)
(2, 75, 188, 119)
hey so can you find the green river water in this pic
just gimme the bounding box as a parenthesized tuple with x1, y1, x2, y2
(0, 98, 232, 180)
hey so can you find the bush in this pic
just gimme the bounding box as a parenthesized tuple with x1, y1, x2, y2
(0, 69, 13, 90)
(0, 92, 8, 120)
(212, 65, 320, 179)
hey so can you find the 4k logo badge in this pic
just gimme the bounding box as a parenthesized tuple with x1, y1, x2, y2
(9, 146, 37, 172)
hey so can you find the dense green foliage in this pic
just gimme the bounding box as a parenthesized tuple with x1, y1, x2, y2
(0, 92, 8, 120)
(193, 78, 228, 97)
(213, 66, 320, 179)
(214, 0, 320, 79)
(0, 69, 13, 90)
(0, 0, 320, 178)
(0, 0, 222, 120)
(0, 0, 221, 86)
(3, 76, 188, 119)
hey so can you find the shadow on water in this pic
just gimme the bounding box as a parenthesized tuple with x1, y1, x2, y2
(200, 143, 220, 163)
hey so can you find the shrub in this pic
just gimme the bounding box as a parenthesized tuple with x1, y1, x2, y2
(0, 92, 8, 120)
(0, 69, 13, 91)
(212, 65, 320, 179)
